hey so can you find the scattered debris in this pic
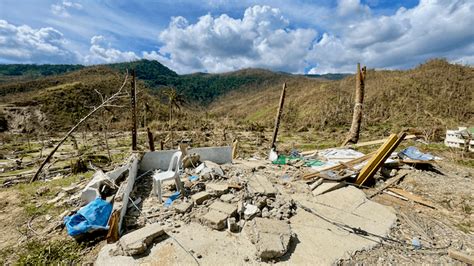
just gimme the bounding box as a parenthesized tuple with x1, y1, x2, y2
(247, 218, 292, 260)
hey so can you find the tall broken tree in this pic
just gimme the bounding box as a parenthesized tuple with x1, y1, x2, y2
(131, 70, 138, 151)
(30, 72, 129, 183)
(342, 63, 366, 146)
(270, 83, 287, 150)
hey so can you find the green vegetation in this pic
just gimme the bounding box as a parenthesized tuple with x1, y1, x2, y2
(16, 239, 84, 265)
(0, 64, 83, 77)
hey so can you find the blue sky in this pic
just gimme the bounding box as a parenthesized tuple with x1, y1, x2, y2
(0, 0, 473, 74)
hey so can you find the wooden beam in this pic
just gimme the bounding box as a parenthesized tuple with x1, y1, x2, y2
(448, 249, 474, 264)
(270, 83, 287, 149)
(355, 132, 406, 186)
(386, 187, 436, 209)
(368, 173, 408, 198)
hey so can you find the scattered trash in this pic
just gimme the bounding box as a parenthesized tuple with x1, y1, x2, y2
(399, 146, 436, 161)
(412, 237, 421, 249)
(164, 191, 181, 208)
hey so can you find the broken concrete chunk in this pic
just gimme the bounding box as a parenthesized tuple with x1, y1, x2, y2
(191, 191, 211, 205)
(174, 201, 193, 214)
(248, 218, 292, 260)
(112, 223, 165, 256)
(201, 210, 228, 230)
(209, 201, 237, 217)
(206, 183, 229, 196)
(247, 175, 276, 196)
(220, 193, 235, 203)
(244, 203, 260, 220)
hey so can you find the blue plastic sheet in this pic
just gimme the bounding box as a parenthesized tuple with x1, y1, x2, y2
(399, 146, 435, 161)
(64, 198, 112, 236)
(164, 191, 181, 208)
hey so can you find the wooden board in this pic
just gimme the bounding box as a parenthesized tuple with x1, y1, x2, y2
(355, 133, 406, 186)
(386, 187, 437, 209)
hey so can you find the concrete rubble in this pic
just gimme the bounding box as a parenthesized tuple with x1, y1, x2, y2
(110, 223, 165, 256)
(247, 218, 293, 260)
(93, 144, 410, 265)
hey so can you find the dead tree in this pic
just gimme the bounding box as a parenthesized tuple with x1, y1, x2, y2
(30, 72, 129, 182)
(131, 70, 138, 151)
(342, 63, 366, 146)
(270, 83, 287, 150)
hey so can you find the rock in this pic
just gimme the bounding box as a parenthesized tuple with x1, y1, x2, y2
(201, 210, 228, 230)
(261, 207, 270, 218)
(220, 193, 235, 203)
(174, 201, 194, 214)
(247, 175, 276, 196)
(191, 191, 211, 205)
(209, 201, 237, 217)
(244, 204, 260, 220)
(228, 217, 239, 232)
(112, 223, 165, 256)
(248, 218, 292, 260)
(206, 183, 229, 196)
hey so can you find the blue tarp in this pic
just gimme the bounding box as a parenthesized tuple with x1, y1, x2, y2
(399, 146, 435, 161)
(64, 198, 112, 236)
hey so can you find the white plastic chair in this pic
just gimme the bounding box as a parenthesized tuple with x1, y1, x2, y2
(153, 151, 183, 203)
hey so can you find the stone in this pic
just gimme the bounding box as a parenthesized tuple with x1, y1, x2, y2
(201, 210, 228, 230)
(248, 218, 292, 260)
(220, 193, 235, 203)
(191, 191, 211, 205)
(174, 201, 193, 214)
(244, 204, 260, 220)
(112, 223, 165, 256)
(206, 183, 229, 196)
(209, 201, 237, 217)
(247, 175, 276, 196)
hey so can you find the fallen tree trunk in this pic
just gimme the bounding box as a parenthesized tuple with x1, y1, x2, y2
(30, 73, 129, 182)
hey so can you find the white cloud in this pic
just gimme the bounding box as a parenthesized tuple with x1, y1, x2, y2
(0, 19, 78, 63)
(307, 0, 474, 73)
(51, 1, 83, 17)
(84, 35, 139, 64)
(155, 5, 317, 73)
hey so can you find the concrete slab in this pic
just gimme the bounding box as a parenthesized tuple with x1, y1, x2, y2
(174, 201, 193, 214)
(200, 210, 228, 230)
(247, 175, 276, 196)
(312, 182, 343, 196)
(206, 183, 229, 196)
(247, 218, 292, 260)
(112, 223, 165, 256)
(209, 201, 237, 216)
(191, 191, 211, 205)
(289, 186, 397, 264)
(139, 146, 232, 171)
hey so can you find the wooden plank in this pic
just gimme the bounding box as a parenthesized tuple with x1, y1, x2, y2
(355, 132, 406, 186)
(386, 187, 436, 209)
(106, 210, 120, 243)
(448, 249, 474, 264)
(303, 151, 375, 180)
(368, 173, 408, 198)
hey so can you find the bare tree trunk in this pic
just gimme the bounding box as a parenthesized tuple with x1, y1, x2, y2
(30, 73, 129, 182)
(131, 70, 137, 151)
(147, 127, 155, 151)
(342, 63, 366, 146)
(270, 83, 287, 149)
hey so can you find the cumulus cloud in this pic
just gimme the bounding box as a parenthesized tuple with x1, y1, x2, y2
(51, 1, 83, 17)
(0, 19, 78, 63)
(84, 35, 139, 64)
(307, 0, 474, 73)
(155, 5, 317, 73)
